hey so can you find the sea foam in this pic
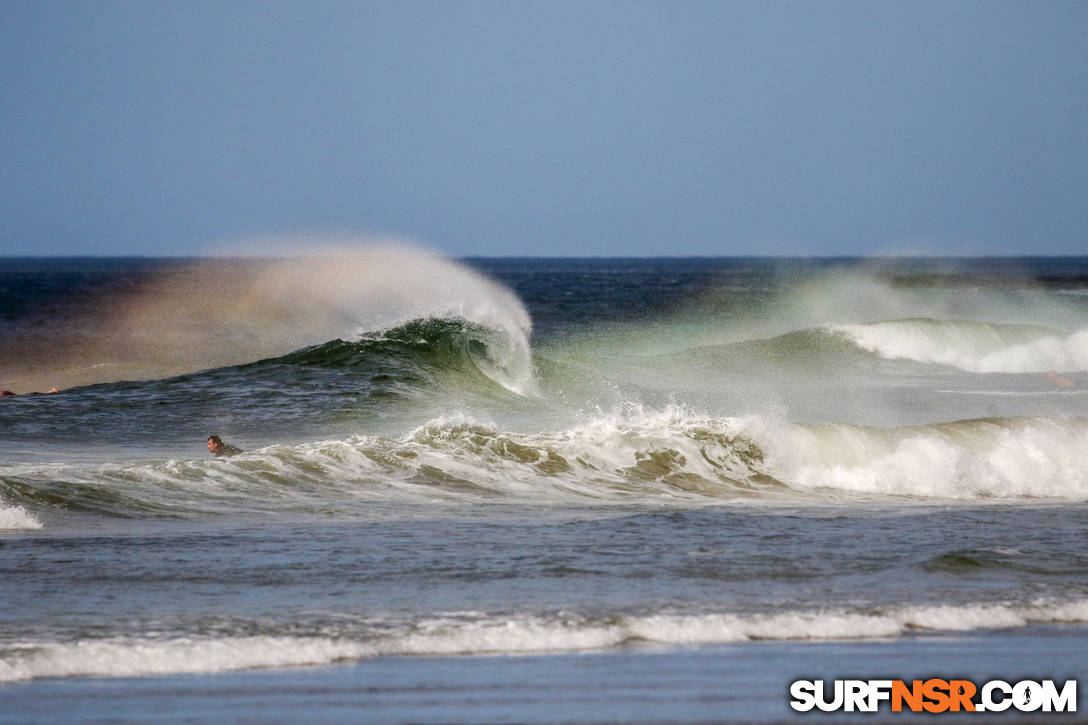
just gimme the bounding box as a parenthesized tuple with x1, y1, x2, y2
(761, 415, 1088, 499)
(3, 599, 1085, 682)
(0, 498, 41, 530)
(4, 412, 1086, 515)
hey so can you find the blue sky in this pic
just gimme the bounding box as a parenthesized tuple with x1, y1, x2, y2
(2, 0, 1086, 256)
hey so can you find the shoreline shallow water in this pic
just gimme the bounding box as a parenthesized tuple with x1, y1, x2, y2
(3, 630, 1084, 724)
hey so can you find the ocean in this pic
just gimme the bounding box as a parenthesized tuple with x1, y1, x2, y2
(1, 251, 1086, 723)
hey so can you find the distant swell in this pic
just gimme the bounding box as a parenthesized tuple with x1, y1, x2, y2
(831, 318, 1088, 373)
(2, 599, 1085, 682)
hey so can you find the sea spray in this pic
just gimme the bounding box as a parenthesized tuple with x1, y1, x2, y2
(0, 246, 536, 395)
(0, 496, 41, 530)
(833, 319, 1088, 373)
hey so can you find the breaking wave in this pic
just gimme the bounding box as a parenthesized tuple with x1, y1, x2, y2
(259, 316, 534, 396)
(832, 318, 1088, 373)
(3, 598, 1085, 682)
(4, 411, 1087, 522)
(758, 415, 1088, 499)
(0, 246, 536, 395)
(0, 498, 41, 530)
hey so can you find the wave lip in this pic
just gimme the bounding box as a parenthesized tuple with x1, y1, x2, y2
(831, 318, 1088, 373)
(3, 599, 1085, 683)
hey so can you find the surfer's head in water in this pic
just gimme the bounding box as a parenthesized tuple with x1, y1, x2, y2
(207, 435, 242, 457)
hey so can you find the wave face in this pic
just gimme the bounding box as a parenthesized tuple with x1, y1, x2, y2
(270, 316, 533, 395)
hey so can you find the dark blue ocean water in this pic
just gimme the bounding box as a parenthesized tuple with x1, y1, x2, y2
(1, 254, 1087, 722)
